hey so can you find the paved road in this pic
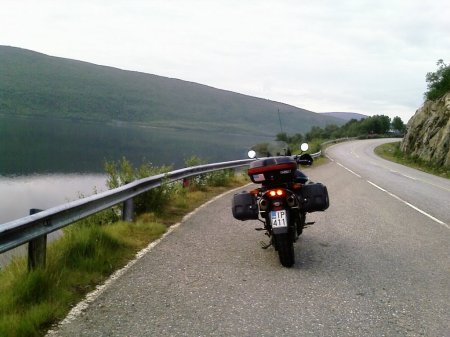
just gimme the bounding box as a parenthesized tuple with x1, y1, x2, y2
(327, 138, 450, 226)
(48, 139, 450, 337)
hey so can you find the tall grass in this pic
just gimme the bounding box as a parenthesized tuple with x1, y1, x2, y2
(0, 213, 167, 337)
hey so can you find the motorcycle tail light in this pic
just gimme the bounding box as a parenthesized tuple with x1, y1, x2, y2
(268, 189, 285, 198)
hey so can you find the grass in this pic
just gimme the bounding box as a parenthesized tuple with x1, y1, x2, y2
(0, 173, 249, 337)
(375, 142, 450, 179)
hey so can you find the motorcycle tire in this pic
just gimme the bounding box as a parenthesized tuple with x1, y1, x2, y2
(276, 234, 295, 268)
(297, 212, 306, 236)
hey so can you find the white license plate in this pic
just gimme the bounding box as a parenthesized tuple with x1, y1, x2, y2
(270, 210, 287, 228)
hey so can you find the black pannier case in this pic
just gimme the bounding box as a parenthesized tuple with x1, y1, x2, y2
(299, 183, 329, 212)
(232, 191, 259, 220)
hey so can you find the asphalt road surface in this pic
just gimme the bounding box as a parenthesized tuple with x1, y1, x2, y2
(48, 139, 450, 337)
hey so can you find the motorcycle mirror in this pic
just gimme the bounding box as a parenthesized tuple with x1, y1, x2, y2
(300, 143, 309, 152)
(248, 150, 257, 159)
(298, 153, 313, 166)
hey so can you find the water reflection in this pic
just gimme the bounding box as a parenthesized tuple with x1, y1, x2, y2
(0, 174, 107, 267)
(0, 173, 107, 224)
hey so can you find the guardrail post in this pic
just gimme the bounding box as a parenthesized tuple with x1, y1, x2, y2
(122, 198, 134, 222)
(182, 178, 190, 188)
(28, 209, 46, 270)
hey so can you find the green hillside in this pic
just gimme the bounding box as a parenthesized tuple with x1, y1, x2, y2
(0, 46, 342, 136)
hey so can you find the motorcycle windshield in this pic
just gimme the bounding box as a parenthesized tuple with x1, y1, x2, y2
(252, 141, 290, 158)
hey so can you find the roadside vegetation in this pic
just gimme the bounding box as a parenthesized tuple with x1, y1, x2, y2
(424, 59, 450, 101)
(0, 158, 248, 337)
(252, 114, 406, 156)
(375, 142, 450, 179)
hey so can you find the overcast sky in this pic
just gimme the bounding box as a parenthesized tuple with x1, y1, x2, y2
(2, 0, 449, 123)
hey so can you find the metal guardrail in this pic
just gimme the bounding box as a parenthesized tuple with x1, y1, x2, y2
(320, 137, 358, 147)
(0, 143, 335, 270)
(310, 150, 321, 158)
(308, 137, 358, 159)
(0, 158, 254, 268)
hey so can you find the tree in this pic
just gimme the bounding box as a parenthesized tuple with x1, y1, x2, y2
(391, 116, 406, 133)
(305, 126, 326, 141)
(360, 115, 391, 134)
(324, 124, 340, 138)
(276, 132, 288, 142)
(290, 133, 304, 144)
(425, 59, 450, 100)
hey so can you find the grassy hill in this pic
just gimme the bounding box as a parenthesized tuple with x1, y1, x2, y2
(0, 46, 342, 136)
(321, 112, 368, 121)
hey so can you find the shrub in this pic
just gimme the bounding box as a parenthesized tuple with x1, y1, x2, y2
(184, 156, 235, 190)
(105, 158, 175, 215)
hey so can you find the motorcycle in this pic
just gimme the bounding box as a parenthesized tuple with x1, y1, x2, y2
(232, 143, 329, 268)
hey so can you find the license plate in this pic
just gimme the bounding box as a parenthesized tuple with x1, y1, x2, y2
(270, 210, 287, 228)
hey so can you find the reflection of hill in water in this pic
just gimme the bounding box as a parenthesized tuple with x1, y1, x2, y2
(0, 115, 271, 175)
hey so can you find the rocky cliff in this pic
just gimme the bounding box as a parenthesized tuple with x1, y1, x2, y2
(401, 91, 450, 167)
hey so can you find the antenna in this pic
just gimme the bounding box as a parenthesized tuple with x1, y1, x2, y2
(277, 108, 283, 133)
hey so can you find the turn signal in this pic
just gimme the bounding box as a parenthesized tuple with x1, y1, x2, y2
(250, 189, 259, 196)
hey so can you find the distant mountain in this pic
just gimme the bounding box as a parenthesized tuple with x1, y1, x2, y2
(321, 112, 368, 121)
(0, 46, 344, 137)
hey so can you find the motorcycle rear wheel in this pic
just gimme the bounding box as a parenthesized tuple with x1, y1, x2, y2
(276, 234, 295, 267)
(296, 212, 306, 236)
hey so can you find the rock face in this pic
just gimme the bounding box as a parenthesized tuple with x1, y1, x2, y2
(401, 91, 450, 167)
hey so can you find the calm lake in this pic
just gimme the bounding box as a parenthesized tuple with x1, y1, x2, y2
(0, 114, 269, 220)
(0, 114, 269, 175)
(0, 173, 107, 224)
(0, 114, 269, 264)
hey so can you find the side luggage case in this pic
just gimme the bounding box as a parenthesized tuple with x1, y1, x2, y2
(232, 191, 259, 220)
(299, 183, 329, 212)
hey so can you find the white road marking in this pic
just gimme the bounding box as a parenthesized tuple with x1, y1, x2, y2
(350, 149, 360, 159)
(333, 159, 448, 229)
(336, 162, 362, 178)
(367, 180, 449, 230)
(402, 174, 418, 181)
(390, 169, 417, 181)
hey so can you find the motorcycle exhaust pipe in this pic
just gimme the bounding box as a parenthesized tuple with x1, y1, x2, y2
(287, 195, 297, 207)
(259, 198, 268, 211)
